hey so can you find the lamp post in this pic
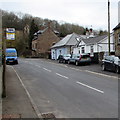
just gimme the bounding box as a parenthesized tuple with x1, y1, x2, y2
(108, 0, 111, 55)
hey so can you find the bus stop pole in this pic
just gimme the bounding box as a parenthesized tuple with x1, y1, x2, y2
(2, 29, 6, 98)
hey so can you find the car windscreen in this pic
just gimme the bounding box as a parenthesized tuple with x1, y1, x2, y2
(6, 52, 17, 57)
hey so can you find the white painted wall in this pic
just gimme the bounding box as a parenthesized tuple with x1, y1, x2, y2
(73, 34, 115, 55)
(51, 46, 70, 60)
(118, 1, 120, 23)
(98, 34, 114, 52)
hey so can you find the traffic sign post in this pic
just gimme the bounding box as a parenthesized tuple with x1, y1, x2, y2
(2, 28, 15, 98)
(6, 28, 15, 40)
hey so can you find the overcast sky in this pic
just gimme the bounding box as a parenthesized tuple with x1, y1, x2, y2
(1, 0, 119, 31)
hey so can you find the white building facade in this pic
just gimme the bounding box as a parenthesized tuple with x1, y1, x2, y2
(73, 34, 115, 62)
(51, 33, 80, 60)
(118, 1, 120, 23)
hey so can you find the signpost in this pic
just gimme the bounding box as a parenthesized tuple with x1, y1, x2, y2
(2, 28, 15, 98)
(6, 28, 15, 40)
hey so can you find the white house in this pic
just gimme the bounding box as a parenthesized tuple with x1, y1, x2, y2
(118, 1, 120, 23)
(51, 33, 81, 60)
(73, 33, 115, 62)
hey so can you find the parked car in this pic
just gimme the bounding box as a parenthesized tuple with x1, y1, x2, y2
(101, 55, 120, 73)
(63, 54, 71, 63)
(6, 48, 18, 64)
(57, 55, 64, 63)
(68, 54, 91, 66)
(57, 54, 71, 63)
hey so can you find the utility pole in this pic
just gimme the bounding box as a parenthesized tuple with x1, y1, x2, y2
(2, 29, 6, 98)
(108, 0, 111, 55)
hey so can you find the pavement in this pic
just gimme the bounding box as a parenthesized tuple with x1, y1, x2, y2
(2, 65, 38, 119)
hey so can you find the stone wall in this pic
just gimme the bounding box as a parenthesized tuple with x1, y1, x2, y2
(114, 28, 120, 56)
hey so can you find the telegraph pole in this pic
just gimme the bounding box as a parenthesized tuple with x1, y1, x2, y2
(108, 0, 111, 55)
(2, 29, 6, 98)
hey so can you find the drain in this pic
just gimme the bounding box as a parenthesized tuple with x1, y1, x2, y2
(41, 112, 56, 119)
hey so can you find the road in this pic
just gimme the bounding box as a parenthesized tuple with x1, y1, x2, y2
(10, 58, 118, 118)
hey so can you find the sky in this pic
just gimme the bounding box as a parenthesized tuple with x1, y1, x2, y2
(0, 0, 119, 31)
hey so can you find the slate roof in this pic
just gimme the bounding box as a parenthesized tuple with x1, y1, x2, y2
(33, 27, 59, 40)
(113, 23, 120, 30)
(51, 33, 79, 48)
(82, 34, 107, 45)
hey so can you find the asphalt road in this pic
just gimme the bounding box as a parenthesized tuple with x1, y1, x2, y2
(11, 58, 118, 118)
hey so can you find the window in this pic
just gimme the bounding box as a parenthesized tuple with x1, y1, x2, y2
(81, 47, 85, 54)
(59, 50, 61, 54)
(118, 33, 120, 44)
(90, 46, 94, 53)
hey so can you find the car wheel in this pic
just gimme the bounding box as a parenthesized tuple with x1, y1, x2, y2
(75, 61, 79, 66)
(102, 64, 106, 71)
(63, 60, 65, 63)
(16, 61, 18, 64)
(115, 66, 120, 74)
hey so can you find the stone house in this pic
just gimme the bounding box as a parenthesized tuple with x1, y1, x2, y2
(113, 23, 120, 57)
(32, 26, 60, 58)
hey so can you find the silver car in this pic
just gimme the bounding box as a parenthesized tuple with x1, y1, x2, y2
(68, 54, 91, 66)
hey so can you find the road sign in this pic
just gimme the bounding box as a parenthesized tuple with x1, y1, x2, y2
(6, 28, 15, 40)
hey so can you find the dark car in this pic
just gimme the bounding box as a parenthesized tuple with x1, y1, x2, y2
(57, 55, 64, 63)
(68, 54, 91, 66)
(101, 55, 120, 73)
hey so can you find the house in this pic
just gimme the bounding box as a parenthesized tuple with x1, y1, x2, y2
(73, 33, 115, 62)
(32, 26, 60, 58)
(113, 23, 120, 57)
(118, 1, 120, 23)
(51, 33, 81, 60)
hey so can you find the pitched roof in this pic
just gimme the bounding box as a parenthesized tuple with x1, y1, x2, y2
(113, 23, 120, 30)
(51, 33, 79, 48)
(32, 27, 59, 41)
(82, 34, 107, 44)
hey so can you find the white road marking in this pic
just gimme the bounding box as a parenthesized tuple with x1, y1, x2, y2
(48, 61, 68, 68)
(47, 60, 118, 79)
(37, 65, 41, 68)
(10, 66, 42, 118)
(43, 68, 52, 72)
(35, 64, 41, 68)
(76, 81, 104, 94)
(85, 70, 118, 79)
(69, 67, 83, 72)
(56, 73, 69, 79)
